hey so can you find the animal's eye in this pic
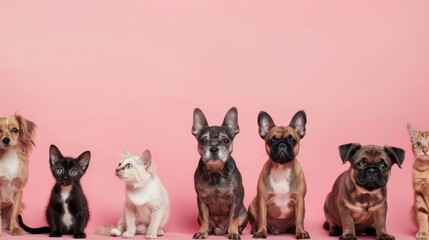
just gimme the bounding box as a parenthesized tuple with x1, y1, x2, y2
(416, 142, 423, 148)
(379, 160, 388, 170)
(56, 168, 64, 174)
(199, 138, 208, 145)
(11, 128, 19, 133)
(125, 163, 133, 169)
(269, 136, 276, 145)
(355, 159, 366, 168)
(223, 138, 230, 144)
(287, 136, 296, 144)
(69, 170, 78, 176)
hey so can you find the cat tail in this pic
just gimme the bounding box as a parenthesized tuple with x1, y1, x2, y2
(17, 214, 50, 234)
(96, 225, 116, 236)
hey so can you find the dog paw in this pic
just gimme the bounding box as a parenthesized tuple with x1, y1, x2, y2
(329, 226, 342, 236)
(111, 228, 122, 236)
(73, 232, 87, 238)
(252, 231, 267, 239)
(377, 234, 395, 240)
(340, 234, 357, 240)
(228, 233, 241, 240)
(193, 232, 208, 239)
(417, 232, 429, 240)
(122, 231, 135, 238)
(10, 227, 24, 235)
(296, 231, 310, 239)
(50, 231, 63, 237)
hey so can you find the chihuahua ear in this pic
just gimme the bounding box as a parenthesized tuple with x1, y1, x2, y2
(192, 108, 209, 137)
(258, 111, 275, 139)
(15, 114, 36, 148)
(339, 143, 361, 164)
(76, 151, 91, 171)
(384, 146, 405, 168)
(289, 110, 307, 139)
(222, 107, 239, 136)
(49, 144, 64, 166)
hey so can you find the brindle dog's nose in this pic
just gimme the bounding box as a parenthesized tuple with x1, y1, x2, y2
(210, 147, 219, 154)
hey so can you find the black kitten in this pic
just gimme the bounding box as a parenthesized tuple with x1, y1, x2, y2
(18, 144, 90, 238)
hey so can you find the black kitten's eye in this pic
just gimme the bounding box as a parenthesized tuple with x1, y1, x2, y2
(56, 168, 64, 175)
(416, 142, 423, 148)
(69, 170, 78, 176)
(125, 163, 133, 169)
(379, 160, 388, 170)
(355, 159, 366, 168)
(223, 138, 230, 144)
(199, 138, 208, 145)
(11, 128, 19, 133)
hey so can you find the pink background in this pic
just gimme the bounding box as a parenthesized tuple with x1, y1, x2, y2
(1, 1, 429, 239)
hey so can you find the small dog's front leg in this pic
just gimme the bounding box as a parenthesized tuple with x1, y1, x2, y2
(373, 207, 395, 240)
(339, 202, 356, 240)
(294, 195, 310, 239)
(193, 197, 209, 239)
(9, 191, 24, 235)
(253, 197, 268, 239)
(227, 199, 244, 240)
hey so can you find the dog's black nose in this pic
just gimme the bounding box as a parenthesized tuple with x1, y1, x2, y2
(210, 147, 219, 154)
(2, 138, 10, 145)
(277, 142, 287, 149)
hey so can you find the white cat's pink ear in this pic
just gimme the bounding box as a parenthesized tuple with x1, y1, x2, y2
(407, 123, 419, 138)
(123, 148, 131, 156)
(141, 149, 152, 166)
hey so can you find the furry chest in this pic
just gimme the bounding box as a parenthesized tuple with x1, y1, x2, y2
(61, 186, 74, 230)
(0, 150, 21, 203)
(267, 168, 293, 219)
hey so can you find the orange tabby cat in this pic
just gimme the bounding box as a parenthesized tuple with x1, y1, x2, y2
(408, 123, 429, 240)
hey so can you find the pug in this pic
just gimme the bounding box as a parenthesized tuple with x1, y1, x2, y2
(323, 143, 405, 240)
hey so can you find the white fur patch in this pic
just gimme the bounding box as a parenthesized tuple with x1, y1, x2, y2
(268, 168, 292, 219)
(61, 186, 73, 230)
(0, 150, 20, 179)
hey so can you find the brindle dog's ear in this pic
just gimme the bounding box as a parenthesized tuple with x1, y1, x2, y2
(258, 111, 275, 139)
(339, 143, 361, 164)
(192, 108, 208, 137)
(384, 146, 405, 168)
(222, 107, 239, 136)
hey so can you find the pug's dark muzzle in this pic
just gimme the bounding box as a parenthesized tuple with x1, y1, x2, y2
(270, 140, 295, 164)
(356, 166, 387, 191)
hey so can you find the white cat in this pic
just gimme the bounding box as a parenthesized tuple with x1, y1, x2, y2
(97, 149, 169, 239)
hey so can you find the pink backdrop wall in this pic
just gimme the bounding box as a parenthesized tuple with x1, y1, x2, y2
(1, 1, 429, 239)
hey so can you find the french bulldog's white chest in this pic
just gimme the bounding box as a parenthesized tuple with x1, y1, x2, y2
(268, 168, 292, 219)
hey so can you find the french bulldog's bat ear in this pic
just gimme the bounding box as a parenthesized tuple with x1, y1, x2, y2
(222, 107, 239, 136)
(289, 110, 307, 139)
(384, 146, 405, 168)
(339, 143, 361, 164)
(49, 144, 64, 166)
(258, 111, 275, 139)
(192, 108, 208, 137)
(407, 123, 419, 138)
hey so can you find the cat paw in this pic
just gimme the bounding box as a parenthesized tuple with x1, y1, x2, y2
(417, 232, 429, 240)
(193, 231, 208, 239)
(296, 231, 310, 239)
(252, 231, 267, 238)
(73, 232, 87, 239)
(157, 229, 164, 236)
(228, 233, 241, 240)
(50, 231, 63, 237)
(377, 234, 395, 240)
(339, 234, 357, 240)
(122, 231, 135, 238)
(10, 227, 24, 235)
(111, 228, 122, 236)
(145, 231, 158, 239)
